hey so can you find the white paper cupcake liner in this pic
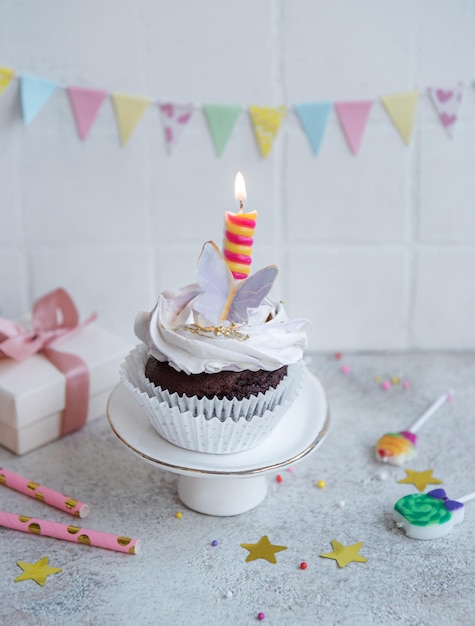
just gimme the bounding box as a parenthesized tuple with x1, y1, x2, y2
(120, 345, 306, 454)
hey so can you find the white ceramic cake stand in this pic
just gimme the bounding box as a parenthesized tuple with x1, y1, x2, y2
(107, 370, 330, 516)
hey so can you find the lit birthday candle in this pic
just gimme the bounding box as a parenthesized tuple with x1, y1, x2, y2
(223, 172, 258, 280)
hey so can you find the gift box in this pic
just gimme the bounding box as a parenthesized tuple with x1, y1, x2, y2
(0, 323, 131, 455)
(0, 290, 131, 455)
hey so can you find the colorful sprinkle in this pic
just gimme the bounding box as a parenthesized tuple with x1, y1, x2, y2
(286, 467, 294, 473)
(300, 562, 308, 569)
(335, 352, 343, 360)
(225, 590, 233, 599)
(402, 380, 410, 389)
(317, 480, 326, 489)
(175, 512, 183, 519)
(211, 540, 219, 546)
(381, 380, 391, 390)
(257, 612, 265, 621)
(341, 364, 350, 374)
(391, 376, 400, 385)
(338, 500, 346, 508)
(276, 474, 283, 483)
(374, 375, 382, 383)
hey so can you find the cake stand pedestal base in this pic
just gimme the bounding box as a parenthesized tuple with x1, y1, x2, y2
(177, 475, 267, 516)
(107, 370, 329, 517)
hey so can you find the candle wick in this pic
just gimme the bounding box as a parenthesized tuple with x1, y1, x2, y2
(239, 200, 243, 213)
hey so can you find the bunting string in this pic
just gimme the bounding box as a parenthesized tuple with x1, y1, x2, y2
(0, 66, 471, 157)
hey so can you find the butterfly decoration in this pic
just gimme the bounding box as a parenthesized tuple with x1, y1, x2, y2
(193, 241, 278, 325)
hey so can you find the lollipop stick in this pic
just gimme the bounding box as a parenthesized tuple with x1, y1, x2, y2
(457, 492, 475, 504)
(409, 392, 451, 434)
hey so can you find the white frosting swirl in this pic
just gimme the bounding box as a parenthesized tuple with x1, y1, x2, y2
(134, 283, 310, 374)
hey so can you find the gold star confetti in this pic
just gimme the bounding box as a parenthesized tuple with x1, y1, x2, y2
(320, 540, 368, 568)
(240, 535, 287, 564)
(398, 468, 443, 492)
(14, 556, 62, 586)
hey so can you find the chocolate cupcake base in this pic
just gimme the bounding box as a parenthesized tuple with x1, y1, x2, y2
(145, 357, 288, 401)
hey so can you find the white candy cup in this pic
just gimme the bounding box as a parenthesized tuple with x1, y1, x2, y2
(120, 345, 305, 454)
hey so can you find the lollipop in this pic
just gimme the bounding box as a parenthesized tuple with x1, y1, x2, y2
(393, 489, 475, 540)
(375, 392, 451, 466)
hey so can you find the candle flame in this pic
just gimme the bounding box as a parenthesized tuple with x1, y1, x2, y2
(234, 172, 247, 204)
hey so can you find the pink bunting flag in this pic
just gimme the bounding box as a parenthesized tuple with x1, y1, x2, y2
(427, 82, 464, 139)
(67, 86, 108, 141)
(335, 100, 373, 155)
(159, 102, 194, 154)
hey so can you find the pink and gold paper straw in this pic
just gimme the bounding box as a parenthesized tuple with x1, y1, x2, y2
(0, 511, 140, 555)
(0, 468, 89, 518)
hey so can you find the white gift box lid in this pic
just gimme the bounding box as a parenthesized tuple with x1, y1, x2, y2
(0, 323, 131, 429)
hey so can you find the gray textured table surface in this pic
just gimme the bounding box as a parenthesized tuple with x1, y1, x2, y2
(1, 353, 474, 626)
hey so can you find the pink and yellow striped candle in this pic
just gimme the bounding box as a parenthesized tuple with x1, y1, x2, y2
(223, 173, 258, 280)
(0, 511, 140, 555)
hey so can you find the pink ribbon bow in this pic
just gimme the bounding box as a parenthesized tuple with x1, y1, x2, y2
(0, 288, 96, 436)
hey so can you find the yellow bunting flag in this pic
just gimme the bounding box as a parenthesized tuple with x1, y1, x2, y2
(111, 93, 151, 146)
(249, 105, 286, 157)
(0, 66, 15, 95)
(381, 91, 419, 145)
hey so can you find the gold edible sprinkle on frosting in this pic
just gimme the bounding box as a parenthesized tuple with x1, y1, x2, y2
(180, 323, 249, 342)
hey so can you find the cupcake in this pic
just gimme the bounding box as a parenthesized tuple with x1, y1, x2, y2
(121, 241, 310, 453)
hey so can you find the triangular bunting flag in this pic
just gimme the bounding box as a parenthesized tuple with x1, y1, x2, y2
(381, 91, 419, 144)
(111, 93, 151, 146)
(67, 86, 108, 141)
(335, 100, 373, 155)
(20, 74, 58, 125)
(0, 67, 15, 96)
(249, 105, 286, 157)
(159, 103, 195, 154)
(294, 102, 332, 156)
(427, 82, 464, 139)
(203, 104, 241, 156)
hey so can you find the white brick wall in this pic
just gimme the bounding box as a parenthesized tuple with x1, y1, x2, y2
(1, 0, 474, 350)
